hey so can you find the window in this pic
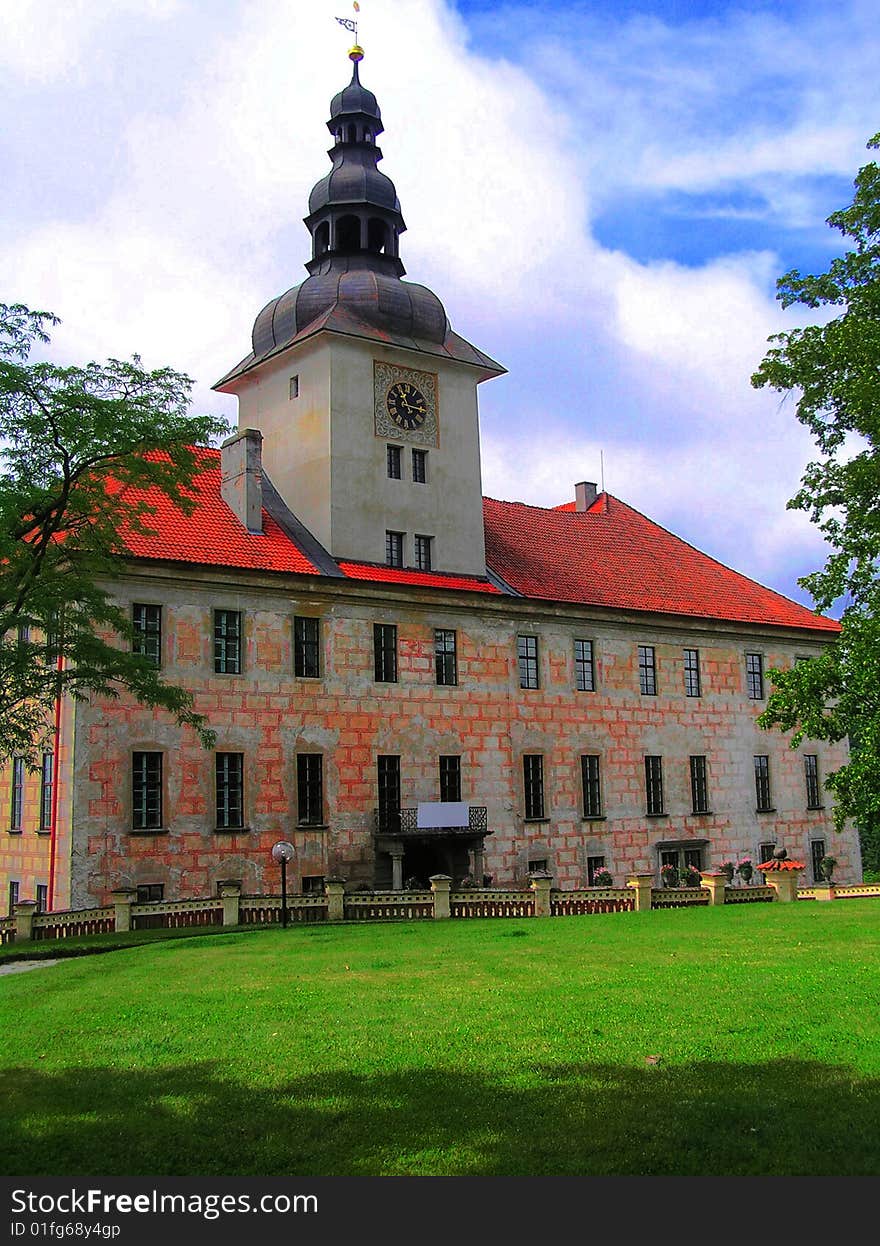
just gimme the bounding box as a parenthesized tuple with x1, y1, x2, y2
(373, 623, 398, 683)
(8, 880, 19, 916)
(810, 838, 827, 884)
(377, 755, 401, 832)
(439, 755, 461, 803)
(518, 635, 539, 689)
(754, 755, 773, 811)
(385, 531, 404, 567)
(213, 609, 242, 675)
(746, 652, 764, 699)
(35, 884, 48, 913)
(133, 603, 162, 667)
(294, 616, 320, 678)
(581, 755, 602, 819)
(684, 649, 701, 697)
(587, 855, 606, 886)
(301, 875, 325, 894)
(690, 756, 709, 814)
(412, 448, 427, 483)
(387, 445, 402, 479)
(296, 754, 324, 826)
(759, 842, 776, 866)
(16, 622, 30, 647)
(288, 375, 299, 400)
(804, 755, 822, 808)
(39, 752, 54, 831)
(435, 629, 457, 686)
(215, 753, 244, 830)
(132, 752, 162, 830)
(45, 610, 62, 663)
(414, 534, 433, 571)
(136, 884, 164, 903)
(523, 754, 545, 820)
(575, 639, 595, 692)
(645, 756, 664, 815)
(10, 757, 24, 831)
(639, 645, 657, 696)
(659, 845, 704, 877)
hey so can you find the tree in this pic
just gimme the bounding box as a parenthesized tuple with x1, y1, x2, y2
(751, 132, 880, 859)
(0, 302, 229, 765)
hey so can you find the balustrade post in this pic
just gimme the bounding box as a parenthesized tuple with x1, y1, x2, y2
(812, 883, 836, 902)
(110, 889, 137, 933)
(218, 881, 242, 926)
(325, 877, 347, 922)
(764, 873, 800, 903)
(627, 873, 654, 912)
(14, 900, 37, 942)
(700, 873, 728, 907)
(529, 871, 553, 917)
(430, 874, 452, 920)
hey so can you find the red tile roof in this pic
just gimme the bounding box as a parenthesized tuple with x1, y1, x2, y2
(482, 493, 839, 633)
(115, 448, 319, 575)
(337, 561, 500, 594)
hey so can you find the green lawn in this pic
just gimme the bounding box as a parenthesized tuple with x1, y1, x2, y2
(2, 902, 879, 1176)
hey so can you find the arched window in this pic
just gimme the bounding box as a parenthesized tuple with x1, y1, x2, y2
(314, 222, 330, 255)
(347, 123, 357, 143)
(336, 214, 361, 251)
(367, 218, 387, 254)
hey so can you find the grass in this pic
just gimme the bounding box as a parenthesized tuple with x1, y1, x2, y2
(1, 901, 879, 1176)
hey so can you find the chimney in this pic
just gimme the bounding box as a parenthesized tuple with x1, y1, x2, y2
(221, 428, 263, 533)
(574, 481, 598, 512)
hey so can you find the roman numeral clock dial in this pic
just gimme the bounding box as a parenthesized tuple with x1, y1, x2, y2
(386, 381, 427, 430)
(373, 362, 438, 445)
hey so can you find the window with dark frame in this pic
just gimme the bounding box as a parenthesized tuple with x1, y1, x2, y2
(439, 755, 462, 803)
(17, 623, 30, 647)
(387, 445, 402, 479)
(377, 755, 401, 832)
(373, 623, 398, 683)
(684, 648, 701, 697)
(39, 752, 54, 830)
(132, 752, 162, 830)
(215, 753, 244, 830)
(45, 610, 62, 664)
(35, 884, 47, 913)
(133, 603, 162, 667)
(301, 875, 325, 894)
(288, 375, 299, 400)
(587, 856, 607, 886)
(414, 534, 433, 571)
(434, 629, 457, 685)
(759, 842, 776, 866)
(804, 754, 822, 808)
(639, 645, 657, 695)
(296, 754, 324, 826)
(213, 609, 242, 675)
(754, 755, 772, 811)
(575, 639, 595, 692)
(581, 755, 602, 818)
(518, 635, 539, 689)
(810, 838, 827, 883)
(294, 616, 320, 678)
(645, 755, 664, 815)
(136, 884, 164, 903)
(8, 880, 20, 916)
(523, 754, 545, 820)
(689, 755, 709, 813)
(10, 757, 24, 831)
(412, 448, 427, 483)
(385, 531, 404, 567)
(746, 652, 764, 699)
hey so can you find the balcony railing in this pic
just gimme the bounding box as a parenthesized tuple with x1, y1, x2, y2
(373, 806, 488, 836)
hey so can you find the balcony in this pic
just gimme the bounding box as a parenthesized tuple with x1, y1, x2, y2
(373, 805, 488, 838)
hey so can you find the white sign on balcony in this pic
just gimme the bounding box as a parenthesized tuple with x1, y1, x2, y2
(416, 802, 470, 829)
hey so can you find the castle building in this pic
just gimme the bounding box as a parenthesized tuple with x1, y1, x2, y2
(0, 49, 858, 912)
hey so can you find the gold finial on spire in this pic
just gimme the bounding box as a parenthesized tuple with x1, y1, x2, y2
(335, 3, 363, 60)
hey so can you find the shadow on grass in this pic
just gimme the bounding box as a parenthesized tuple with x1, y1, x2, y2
(3, 1058, 879, 1176)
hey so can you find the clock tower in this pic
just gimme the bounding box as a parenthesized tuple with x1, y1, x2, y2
(215, 46, 504, 578)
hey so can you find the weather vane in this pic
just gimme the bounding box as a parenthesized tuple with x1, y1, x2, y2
(335, 2, 362, 59)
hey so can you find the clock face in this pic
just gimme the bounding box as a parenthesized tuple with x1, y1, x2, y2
(386, 381, 428, 430)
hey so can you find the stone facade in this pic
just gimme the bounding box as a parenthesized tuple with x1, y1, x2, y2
(0, 562, 856, 910)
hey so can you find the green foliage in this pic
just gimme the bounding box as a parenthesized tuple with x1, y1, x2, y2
(0, 302, 229, 764)
(751, 134, 880, 833)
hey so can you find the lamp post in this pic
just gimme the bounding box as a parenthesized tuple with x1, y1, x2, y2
(271, 840, 296, 928)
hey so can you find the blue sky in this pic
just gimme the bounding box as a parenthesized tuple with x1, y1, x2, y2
(2, 0, 879, 611)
